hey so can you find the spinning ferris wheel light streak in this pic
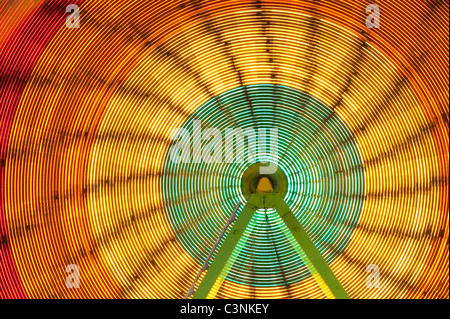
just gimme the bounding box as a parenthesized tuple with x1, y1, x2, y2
(0, 0, 447, 300)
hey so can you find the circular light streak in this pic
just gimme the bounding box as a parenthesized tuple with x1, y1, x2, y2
(162, 84, 365, 287)
(0, 0, 448, 299)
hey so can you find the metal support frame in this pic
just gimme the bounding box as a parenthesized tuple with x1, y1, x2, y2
(191, 193, 350, 299)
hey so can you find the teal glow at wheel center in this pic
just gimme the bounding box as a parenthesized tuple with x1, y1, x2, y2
(162, 84, 366, 287)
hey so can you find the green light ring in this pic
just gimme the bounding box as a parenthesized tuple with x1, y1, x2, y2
(162, 84, 365, 287)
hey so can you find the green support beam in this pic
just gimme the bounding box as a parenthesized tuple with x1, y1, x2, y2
(268, 193, 350, 299)
(192, 193, 349, 299)
(192, 195, 262, 299)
